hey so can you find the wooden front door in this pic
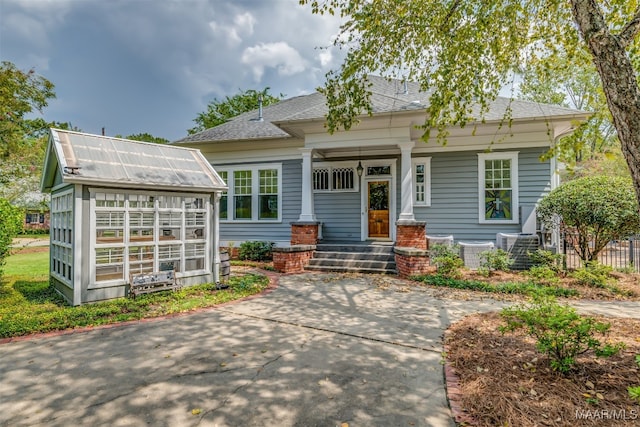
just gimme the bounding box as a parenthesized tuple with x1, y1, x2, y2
(368, 181, 390, 238)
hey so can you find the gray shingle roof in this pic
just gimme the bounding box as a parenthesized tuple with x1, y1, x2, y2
(174, 75, 586, 144)
(42, 129, 226, 192)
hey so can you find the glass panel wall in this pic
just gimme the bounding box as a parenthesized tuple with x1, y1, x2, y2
(92, 190, 209, 284)
(51, 189, 74, 284)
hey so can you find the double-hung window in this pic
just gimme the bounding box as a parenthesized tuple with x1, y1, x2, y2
(478, 152, 519, 224)
(218, 164, 282, 222)
(412, 157, 431, 206)
(234, 170, 252, 219)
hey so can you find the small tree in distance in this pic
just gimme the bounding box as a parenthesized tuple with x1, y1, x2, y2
(188, 88, 284, 134)
(537, 176, 640, 264)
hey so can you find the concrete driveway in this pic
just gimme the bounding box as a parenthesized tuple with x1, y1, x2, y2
(5, 272, 632, 427)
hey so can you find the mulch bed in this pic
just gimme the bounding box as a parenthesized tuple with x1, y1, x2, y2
(445, 312, 640, 426)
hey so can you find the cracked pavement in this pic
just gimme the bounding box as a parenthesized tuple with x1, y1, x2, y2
(6, 271, 630, 427)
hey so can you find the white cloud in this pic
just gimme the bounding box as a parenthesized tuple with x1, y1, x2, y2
(234, 12, 255, 36)
(241, 42, 307, 81)
(318, 49, 333, 67)
(209, 11, 255, 47)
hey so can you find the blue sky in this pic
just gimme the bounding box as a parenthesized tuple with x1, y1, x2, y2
(0, 0, 343, 141)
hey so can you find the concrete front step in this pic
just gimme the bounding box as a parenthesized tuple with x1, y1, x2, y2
(307, 258, 396, 270)
(315, 243, 394, 254)
(313, 251, 395, 262)
(307, 243, 397, 274)
(304, 264, 397, 275)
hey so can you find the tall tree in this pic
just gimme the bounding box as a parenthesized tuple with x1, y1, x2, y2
(0, 62, 56, 204)
(188, 88, 283, 134)
(0, 61, 55, 158)
(302, 0, 640, 205)
(518, 53, 619, 172)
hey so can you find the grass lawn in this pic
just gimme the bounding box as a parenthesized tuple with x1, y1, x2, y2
(1, 249, 269, 338)
(4, 250, 49, 277)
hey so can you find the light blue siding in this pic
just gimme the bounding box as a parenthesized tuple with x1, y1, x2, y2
(216, 148, 550, 245)
(315, 191, 361, 240)
(415, 148, 550, 242)
(216, 159, 301, 244)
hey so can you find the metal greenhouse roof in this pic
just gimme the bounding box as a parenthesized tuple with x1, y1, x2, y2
(41, 129, 227, 193)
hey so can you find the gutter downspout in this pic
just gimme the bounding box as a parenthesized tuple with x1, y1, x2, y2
(213, 191, 221, 283)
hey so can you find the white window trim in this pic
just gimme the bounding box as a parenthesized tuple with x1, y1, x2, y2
(217, 163, 282, 223)
(478, 152, 519, 224)
(359, 159, 397, 241)
(412, 157, 431, 207)
(313, 160, 360, 193)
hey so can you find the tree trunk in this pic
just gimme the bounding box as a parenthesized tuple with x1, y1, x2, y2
(570, 1, 640, 206)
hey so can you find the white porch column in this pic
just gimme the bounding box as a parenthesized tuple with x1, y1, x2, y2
(298, 148, 317, 222)
(398, 140, 416, 222)
(212, 191, 220, 283)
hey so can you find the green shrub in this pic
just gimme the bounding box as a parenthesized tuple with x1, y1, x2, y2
(537, 176, 640, 263)
(571, 262, 613, 288)
(528, 249, 563, 272)
(429, 244, 464, 278)
(500, 293, 623, 373)
(629, 356, 640, 403)
(411, 274, 577, 297)
(238, 241, 275, 261)
(478, 249, 513, 276)
(18, 228, 49, 235)
(526, 265, 560, 285)
(0, 198, 24, 277)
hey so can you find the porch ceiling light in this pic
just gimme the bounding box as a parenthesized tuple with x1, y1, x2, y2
(357, 161, 364, 177)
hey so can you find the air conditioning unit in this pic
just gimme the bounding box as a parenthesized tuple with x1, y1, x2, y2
(458, 241, 495, 269)
(509, 234, 540, 270)
(427, 234, 454, 248)
(495, 233, 541, 270)
(496, 232, 520, 251)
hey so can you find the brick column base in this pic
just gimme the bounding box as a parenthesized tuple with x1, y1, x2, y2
(291, 222, 320, 245)
(394, 247, 431, 279)
(396, 220, 427, 250)
(273, 245, 315, 273)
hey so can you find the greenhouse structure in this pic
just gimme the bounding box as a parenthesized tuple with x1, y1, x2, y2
(41, 129, 227, 305)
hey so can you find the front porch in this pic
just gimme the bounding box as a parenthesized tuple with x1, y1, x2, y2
(296, 134, 423, 243)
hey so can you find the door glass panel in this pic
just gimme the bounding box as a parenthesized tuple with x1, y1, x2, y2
(369, 182, 389, 210)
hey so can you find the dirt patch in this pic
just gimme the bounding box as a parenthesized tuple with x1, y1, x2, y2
(445, 312, 640, 426)
(10, 246, 49, 255)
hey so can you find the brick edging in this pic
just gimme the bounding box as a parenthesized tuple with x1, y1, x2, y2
(443, 328, 478, 426)
(0, 270, 281, 345)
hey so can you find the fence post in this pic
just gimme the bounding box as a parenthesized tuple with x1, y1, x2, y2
(630, 237, 636, 271)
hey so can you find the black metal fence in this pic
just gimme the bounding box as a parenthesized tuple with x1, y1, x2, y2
(562, 233, 640, 272)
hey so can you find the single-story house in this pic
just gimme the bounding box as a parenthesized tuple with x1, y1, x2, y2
(173, 76, 588, 274)
(40, 129, 227, 305)
(24, 209, 50, 231)
(11, 191, 50, 232)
